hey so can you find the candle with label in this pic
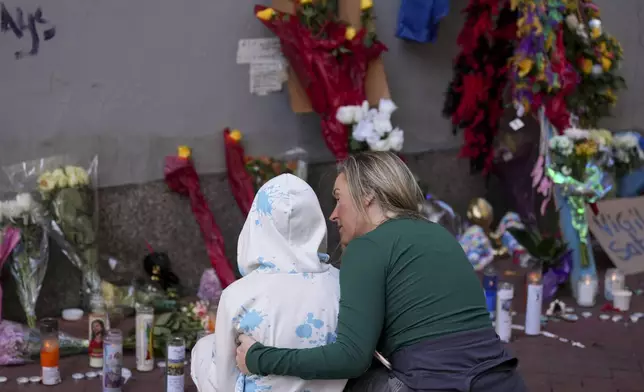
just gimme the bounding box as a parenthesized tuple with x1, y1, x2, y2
(40, 318, 61, 386)
(495, 282, 514, 343)
(525, 267, 543, 336)
(89, 294, 110, 368)
(135, 305, 155, 372)
(576, 274, 597, 307)
(103, 329, 123, 392)
(604, 268, 625, 301)
(166, 336, 186, 392)
(482, 265, 497, 319)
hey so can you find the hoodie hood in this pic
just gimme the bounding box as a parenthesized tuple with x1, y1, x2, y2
(237, 174, 330, 276)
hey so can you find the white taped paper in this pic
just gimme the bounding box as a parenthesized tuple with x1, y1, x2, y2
(250, 61, 287, 95)
(237, 38, 283, 64)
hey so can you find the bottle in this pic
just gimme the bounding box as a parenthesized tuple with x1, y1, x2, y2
(89, 294, 110, 368)
(166, 336, 186, 392)
(103, 329, 123, 392)
(495, 282, 514, 343)
(135, 305, 155, 372)
(482, 265, 497, 319)
(40, 318, 61, 386)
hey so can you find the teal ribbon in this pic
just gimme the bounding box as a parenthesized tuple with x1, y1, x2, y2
(546, 163, 611, 246)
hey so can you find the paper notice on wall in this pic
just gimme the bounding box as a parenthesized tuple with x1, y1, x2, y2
(236, 38, 282, 64)
(249, 61, 287, 95)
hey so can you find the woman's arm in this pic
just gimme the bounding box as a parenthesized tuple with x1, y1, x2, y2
(245, 238, 387, 380)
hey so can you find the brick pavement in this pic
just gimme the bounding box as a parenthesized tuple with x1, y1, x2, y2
(2, 257, 644, 391)
(499, 256, 644, 392)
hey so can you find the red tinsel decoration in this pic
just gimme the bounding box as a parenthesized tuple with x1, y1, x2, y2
(164, 152, 237, 288)
(255, 4, 386, 160)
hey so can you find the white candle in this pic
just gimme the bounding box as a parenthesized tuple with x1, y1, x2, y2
(576, 276, 597, 307)
(525, 283, 543, 335)
(496, 283, 514, 343)
(604, 269, 625, 301)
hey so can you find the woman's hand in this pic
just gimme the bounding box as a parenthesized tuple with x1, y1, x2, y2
(236, 334, 257, 374)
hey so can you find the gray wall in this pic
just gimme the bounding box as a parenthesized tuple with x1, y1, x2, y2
(1, 0, 638, 188)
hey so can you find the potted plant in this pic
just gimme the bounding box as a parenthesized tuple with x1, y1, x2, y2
(507, 227, 572, 300)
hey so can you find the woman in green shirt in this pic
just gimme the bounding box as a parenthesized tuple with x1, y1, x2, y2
(235, 152, 525, 391)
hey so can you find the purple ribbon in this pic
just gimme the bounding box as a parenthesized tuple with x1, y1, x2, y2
(542, 250, 572, 300)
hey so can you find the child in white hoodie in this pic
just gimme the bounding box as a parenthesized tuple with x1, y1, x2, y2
(191, 173, 346, 392)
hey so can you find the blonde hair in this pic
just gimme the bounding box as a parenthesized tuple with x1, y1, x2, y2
(337, 152, 426, 222)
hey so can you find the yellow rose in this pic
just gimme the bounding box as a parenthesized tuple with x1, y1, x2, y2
(229, 129, 243, 142)
(74, 167, 90, 186)
(51, 169, 69, 188)
(601, 57, 612, 71)
(37, 172, 56, 192)
(517, 58, 533, 77)
(590, 27, 601, 39)
(360, 0, 373, 10)
(581, 59, 593, 74)
(300, 0, 313, 3)
(345, 27, 357, 41)
(256, 8, 276, 21)
(599, 42, 607, 54)
(178, 145, 191, 159)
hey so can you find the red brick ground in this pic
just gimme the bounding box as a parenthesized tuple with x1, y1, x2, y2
(2, 258, 643, 391)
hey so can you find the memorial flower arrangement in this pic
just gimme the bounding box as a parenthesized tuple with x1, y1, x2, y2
(562, 1, 625, 128)
(245, 156, 299, 191)
(124, 300, 211, 356)
(336, 99, 404, 152)
(36, 163, 102, 299)
(0, 320, 89, 365)
(546, 126, 610, 267)
(611, 132, 644, 179)
(255, 0, 387, 159)
(0, 193, 49, 328)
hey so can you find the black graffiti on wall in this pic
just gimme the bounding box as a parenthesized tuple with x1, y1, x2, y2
(1, 3, 56, 59)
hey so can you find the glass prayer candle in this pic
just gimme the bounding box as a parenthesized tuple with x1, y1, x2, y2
(576, 274, 598, 307)
(525, 262, 543, 336)
(604, 268, 625, 301)
(40, 318, 61, 385)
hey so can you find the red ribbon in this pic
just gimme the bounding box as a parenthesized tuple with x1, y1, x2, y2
(223, 129, 255, 217)
(164, 154, 236, 288)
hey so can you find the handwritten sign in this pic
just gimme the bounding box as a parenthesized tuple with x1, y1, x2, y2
(0, 3, 56, 59)
(236, 38, 282, 64)
(588, 196, 644, 275)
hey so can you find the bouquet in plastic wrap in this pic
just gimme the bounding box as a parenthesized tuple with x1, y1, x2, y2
(0, 193, 49, 328)
(3, 155, 101, 301)
(164, 146, 236, 288)
(245, 147, 309, 191)
(255, 0, 387, 159)
(0, 320, 88, 366)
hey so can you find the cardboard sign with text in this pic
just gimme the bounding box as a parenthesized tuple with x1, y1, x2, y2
(588, 196, 644, 275)
(271, 0, 390, 113)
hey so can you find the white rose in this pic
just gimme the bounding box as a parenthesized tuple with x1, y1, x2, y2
(561, 166, 572, 176)
(564, 128, 590, 140)
(565, 14, 579, 30)
(591, 65, 603, 76)
(336, 106, 358, 125)
(352, 120, 375, 142)
(360, 100, 370, 116)
(386, 128, 404, 152)
(15, 193, 33, 212)
(372, 112, 393, 136)
(588, 19, 601, 30)
(368, 138, 391, 151)
(378, 99, 397, 117)
(2, 200, 21, 219)
(366, 132, 382, 147)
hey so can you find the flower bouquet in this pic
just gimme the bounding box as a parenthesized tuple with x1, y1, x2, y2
(611, 132, 644, 180)
(336, 98, 404, 152)
(0, 193, 49, 328)
(547, 127, 611, 268)
(507, 227, 572, 300)
(4, 155, 101, 304)
(255, 0, 387, 159)
(0, 320, 89, 365)
(562, 3, 626, 128)
(124, 300, 211, 357)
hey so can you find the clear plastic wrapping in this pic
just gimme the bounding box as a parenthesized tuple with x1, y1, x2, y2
(3, 155, 101, 305)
